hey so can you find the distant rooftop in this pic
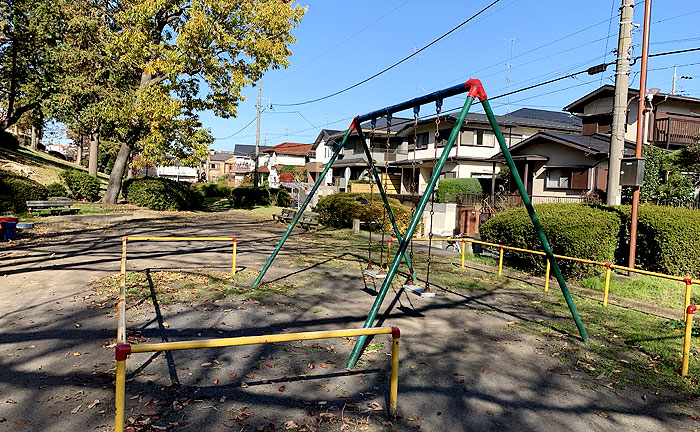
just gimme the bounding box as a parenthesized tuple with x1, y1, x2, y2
(262, 142, 313, 156)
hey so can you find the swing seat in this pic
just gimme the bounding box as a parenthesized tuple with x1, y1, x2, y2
(403, 284, 436, 298)
(363, 268, 387, 279)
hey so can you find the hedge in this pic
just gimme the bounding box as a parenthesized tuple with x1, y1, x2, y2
(0, 169, 48, 213)
(317, 192, 411, 234)
(122, 176, 203, 211)
(437, 178, 483, 203)
(46, 182, 69, 197)
(227, 186, 290, 209)
(59, 169, 101, 201)
(479, 204, 622, 278)
(631, 205, 700, 278)
(193, 183, 232, 198)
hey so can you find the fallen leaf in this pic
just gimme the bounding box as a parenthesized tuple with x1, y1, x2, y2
(15, 419, 31, 424)
(52, 410, 62, 417)
(320, 363, 328, 369)
(213, 379, 219, 385)
(162, 322, 169, 328)
(482, 369, 490, 374)
(228, 373, 237, 379)
(200, 362, 212, 367)
(278, 385, 286, 392)
(87, 400, 99, 409)
(5, 400, 16, 404)
(266, 362, 274, 368)
(71, 405, 81, 414)
(245, 373, 254, 379)
(213, 359, 221, 365)
(73, 352, 80, 356)
(143, 410, 158, 416)
(598, 412, 608, 418)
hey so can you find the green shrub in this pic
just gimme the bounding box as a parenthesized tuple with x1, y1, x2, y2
(437, 178, 483, 202)
(59, 169, 101, 201)
(122, 176, 203, 211)
(46, 182, 69, 197)
(0, 169, 48, 213)
(194, 183, 232, 198)
(317, 192, 411, 234)
(479, 203, 622, 278)
(633, 205, 700, 277)
(227, 186, 290, 208)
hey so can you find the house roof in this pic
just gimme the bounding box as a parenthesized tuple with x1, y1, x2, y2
(208, 151, 235, 162)
(564, 85, 700, 114)
(311, 129, 343, 150)
(262, 142, 313, 156)
(489, 131, 637, 162)
(233, 144, 271, 156)
(392, 109, 581, 136)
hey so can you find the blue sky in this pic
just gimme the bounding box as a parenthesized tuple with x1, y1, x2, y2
(204, 0, 700, 151)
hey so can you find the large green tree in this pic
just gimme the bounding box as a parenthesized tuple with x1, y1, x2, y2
(0, 0, 63, 132)
(98, 0, 305, 203)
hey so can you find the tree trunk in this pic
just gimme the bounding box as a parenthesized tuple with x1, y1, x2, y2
(102, 141, 132, 204)
(76, 137, 83, 165)
(30, 126, 37, 150)
(88, 132, 99, 176)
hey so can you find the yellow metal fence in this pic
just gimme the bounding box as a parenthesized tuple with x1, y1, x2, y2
(387, 235, 697, 376)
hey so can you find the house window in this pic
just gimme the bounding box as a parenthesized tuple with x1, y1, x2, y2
(475, 130, 494, 147)
(210, 163, 219, 169)
(503, 133, 523, 147)
(546, 168, 571, 189)
(411, 132, 429, 150)
(435, 129, 451, 148)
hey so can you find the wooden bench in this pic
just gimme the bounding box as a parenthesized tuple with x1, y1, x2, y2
(26, 198, 80, 216)
(272, 208, 297, 223)
(299, 213, 320, 230)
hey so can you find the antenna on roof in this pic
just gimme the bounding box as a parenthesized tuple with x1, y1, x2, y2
(504, 37, 519, 114)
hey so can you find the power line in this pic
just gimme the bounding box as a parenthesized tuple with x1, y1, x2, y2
(275, 0, 504, 107)
(213, 110, 264, 140)
(263, 46, 700, 140)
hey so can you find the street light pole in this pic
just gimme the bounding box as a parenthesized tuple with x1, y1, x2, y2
(254, 80, 261, 187)
(628, 0, 653, 269)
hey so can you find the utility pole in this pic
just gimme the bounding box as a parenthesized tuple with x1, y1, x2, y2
(628, 0, 652, 269)
(672, 65, 677, 95)
(607, 0, 634, 206)
(254, 80, 261, 187)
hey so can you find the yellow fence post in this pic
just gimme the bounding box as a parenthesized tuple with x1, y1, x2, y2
(232, 238, 237, 275)
(114, 344, 130, 432)
(603, 263, 612, 306)
(544, 258, 550, 292)
(684, 279, 693, 321)
(461, 239, 466, 269)
(498, 245, 504, 276)
(387, 238, 392, 269)
(682, 305, 696, 377)
(389, 327, 400, 418)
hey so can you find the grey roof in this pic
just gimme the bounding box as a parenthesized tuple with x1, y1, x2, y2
(233, 144, 271, 156)
(328, 156, 369, 168)
(449, 112, 581, 132)
(209, 151, 235, 161)
(506, 108, 582, 127)
(361, 116, 411, 133)
(564, 85, 700, 113)
(312, 129, 343, 150)
(490, 132, 636, 161)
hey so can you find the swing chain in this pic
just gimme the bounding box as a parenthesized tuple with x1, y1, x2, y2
(407, 108, 419, 284)
(378, 114, 391, 273)
(425, 102, 442, 293)
(366, 120, 376, 270)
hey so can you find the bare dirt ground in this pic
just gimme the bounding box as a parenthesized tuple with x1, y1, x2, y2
(0, 211, 698, 431)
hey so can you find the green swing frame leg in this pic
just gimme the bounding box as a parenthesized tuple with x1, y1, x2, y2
(252, 118, 416, 289)
(346, 80, 588, 368)
(355, 122, 418, 282)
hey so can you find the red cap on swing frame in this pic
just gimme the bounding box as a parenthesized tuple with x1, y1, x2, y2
(465, 79, 487, 100)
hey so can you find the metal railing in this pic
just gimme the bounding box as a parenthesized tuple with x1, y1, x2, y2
(387, 235, 697, 376)
(114, 327, 401, 431)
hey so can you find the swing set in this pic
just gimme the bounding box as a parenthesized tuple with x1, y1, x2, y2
(252, 79, 590, 368)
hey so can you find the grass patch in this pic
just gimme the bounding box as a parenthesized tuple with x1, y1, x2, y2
(512, 286, 700, 398)
(578, 274, 697, 310)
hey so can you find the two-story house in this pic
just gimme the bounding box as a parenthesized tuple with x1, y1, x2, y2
(262, 142, 313, 187)
(309, 129, 342, 186)
(564, 85, 700, 150)
(205, 151, 234, 182)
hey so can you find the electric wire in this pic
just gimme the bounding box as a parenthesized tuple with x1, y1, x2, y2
(274, 0, 503, 107)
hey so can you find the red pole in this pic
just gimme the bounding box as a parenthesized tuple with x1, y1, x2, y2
(628, 0, 652, 270)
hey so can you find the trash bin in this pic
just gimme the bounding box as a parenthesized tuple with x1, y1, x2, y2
(0, 217, 20, 241)
(1, 222, 17, 240)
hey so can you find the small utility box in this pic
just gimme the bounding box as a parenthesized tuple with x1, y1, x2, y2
(619, 157, 645, 187)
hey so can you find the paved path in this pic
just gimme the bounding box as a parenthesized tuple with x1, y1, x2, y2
(0, 212, 698, 431)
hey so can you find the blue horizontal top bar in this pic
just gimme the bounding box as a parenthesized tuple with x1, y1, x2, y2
(356, 82, 470, 123)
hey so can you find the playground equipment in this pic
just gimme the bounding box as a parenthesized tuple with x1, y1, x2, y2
(114, 234, 403, 430)
(252, 79, 590, 368)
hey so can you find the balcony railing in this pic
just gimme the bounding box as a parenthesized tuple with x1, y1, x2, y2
(653, 118, 700, 148)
